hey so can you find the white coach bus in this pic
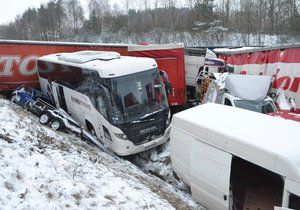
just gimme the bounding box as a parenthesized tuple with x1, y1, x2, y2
(37, 51, 171, 156)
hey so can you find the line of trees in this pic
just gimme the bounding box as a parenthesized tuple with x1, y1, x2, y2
(0, 0, 300, 44)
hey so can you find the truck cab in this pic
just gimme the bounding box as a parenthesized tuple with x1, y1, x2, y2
(201, 73, 279, 114)
(221, 93, 278, 114)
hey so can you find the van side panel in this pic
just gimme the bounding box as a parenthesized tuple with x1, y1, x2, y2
(170, 127, 191, 185)
(190, 139, 232, 210)
(170, 125, 232, 209)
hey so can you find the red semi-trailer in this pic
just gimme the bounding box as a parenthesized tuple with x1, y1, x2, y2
(0, 40, 128, 91)
(215, 44, 300, 113)
(128, 44, 186, 107)
(0, 40, 186, 107)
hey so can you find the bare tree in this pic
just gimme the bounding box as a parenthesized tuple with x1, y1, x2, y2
(66, 0, 84, 35)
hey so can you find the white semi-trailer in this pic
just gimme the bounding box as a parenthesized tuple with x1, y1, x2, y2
(184, 48, 225, 101)
(37, 51, 171, 156)
(170, 103, 300, 210)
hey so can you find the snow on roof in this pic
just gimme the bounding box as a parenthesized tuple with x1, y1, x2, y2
(128, 43, 184, 51)
(213, 47, 260, 54)
(39, 51, 157, 78)
(225, 74, 271, 101)
(171, 103, 300, 181)
(214, 42, 300, 55)
(57, 51, 121, 63)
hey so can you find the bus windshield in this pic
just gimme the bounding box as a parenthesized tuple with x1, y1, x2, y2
(234, 99, 277, 114)
(106, 68, 169, 125)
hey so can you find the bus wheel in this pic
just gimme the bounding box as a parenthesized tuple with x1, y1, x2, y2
(39, 112, 51, 125)
(86, 121, 97, 138)
(50, 118, 65, 131)
(90, 128, 97, 138)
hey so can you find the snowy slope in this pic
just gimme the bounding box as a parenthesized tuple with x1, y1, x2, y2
(0, 98, 197, 209)
(128, 143, 191, 193)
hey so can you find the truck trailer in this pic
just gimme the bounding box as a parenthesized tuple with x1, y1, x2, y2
(215, 44, 300, 112)
(0, 40, 186, 109)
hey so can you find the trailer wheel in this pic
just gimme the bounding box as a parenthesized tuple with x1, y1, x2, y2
(39, 112, 51, 125)
(50, 118, 65, 131)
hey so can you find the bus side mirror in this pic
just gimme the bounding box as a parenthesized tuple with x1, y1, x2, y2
(165, 81, 172, 95)
(159, 70, 172, 95)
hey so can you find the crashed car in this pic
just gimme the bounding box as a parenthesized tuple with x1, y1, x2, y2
(11, 85, 54, 110)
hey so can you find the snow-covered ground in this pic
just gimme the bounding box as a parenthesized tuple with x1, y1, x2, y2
(0, 98, 198, 209)
(72, 30, 300, 47)
(127, 143, 191, 193)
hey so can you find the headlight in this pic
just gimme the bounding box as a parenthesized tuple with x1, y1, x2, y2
(114, 133, 128, 140)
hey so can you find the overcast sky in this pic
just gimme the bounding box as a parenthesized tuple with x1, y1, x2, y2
(0, 0, 120, 25)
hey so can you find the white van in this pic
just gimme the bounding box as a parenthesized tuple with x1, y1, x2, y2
(170, 103, 300, 210)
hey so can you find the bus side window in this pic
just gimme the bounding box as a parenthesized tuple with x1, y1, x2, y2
(224, 98, 233, 106)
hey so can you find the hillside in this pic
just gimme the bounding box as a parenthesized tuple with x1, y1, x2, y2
(0, 98, 197, 209)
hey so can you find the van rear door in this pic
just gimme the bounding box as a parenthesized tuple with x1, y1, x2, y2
(190, 140, 232, 209)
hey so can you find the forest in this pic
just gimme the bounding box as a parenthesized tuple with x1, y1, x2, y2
(0, 0, 300, 46)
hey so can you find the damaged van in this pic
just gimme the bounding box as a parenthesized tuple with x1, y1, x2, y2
(170, 103, 300, 210)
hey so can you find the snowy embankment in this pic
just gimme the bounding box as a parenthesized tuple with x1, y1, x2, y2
(75, 30, 298, 47)
(0, 98, 197, 209)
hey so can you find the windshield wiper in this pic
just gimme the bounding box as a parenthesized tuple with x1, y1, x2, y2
(130, 118, 155, 124)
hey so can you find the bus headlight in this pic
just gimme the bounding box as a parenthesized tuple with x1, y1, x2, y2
(114, 133, 128, 140)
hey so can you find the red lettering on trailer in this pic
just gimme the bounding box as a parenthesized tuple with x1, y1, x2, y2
(273, 76, 291, 90)
(20, 56, 38, 76)
(0, 56, 20, 76)
(290, 77, 300, 93)
(0, 55, 38, 77)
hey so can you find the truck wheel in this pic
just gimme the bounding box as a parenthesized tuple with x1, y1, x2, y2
(50, 118, 65, 131)
(39, 112, 51, 125)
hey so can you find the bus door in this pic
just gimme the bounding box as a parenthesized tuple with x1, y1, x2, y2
(56, 85, 68, 113)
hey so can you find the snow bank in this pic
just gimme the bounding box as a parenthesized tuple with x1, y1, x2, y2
(128, 143, 190, 193)
(0, 98, 197, 209)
